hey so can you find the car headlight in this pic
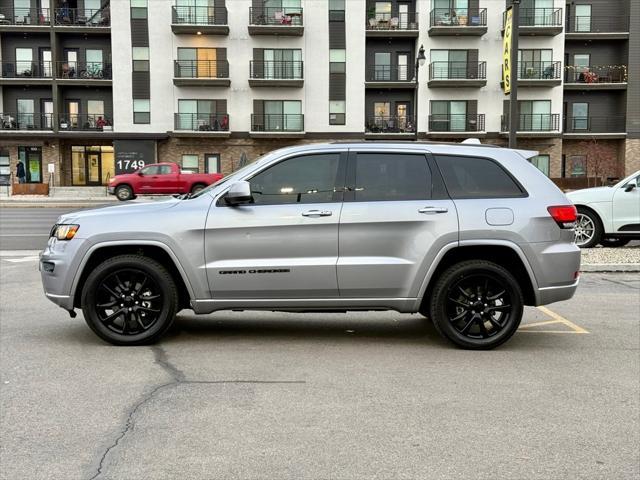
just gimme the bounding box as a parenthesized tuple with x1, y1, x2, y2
(51, 224, 80, 241)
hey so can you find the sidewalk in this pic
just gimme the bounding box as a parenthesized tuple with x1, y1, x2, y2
(0, 195, 118, 208)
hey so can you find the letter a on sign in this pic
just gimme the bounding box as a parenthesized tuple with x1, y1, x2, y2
(503, 7, 512, 95)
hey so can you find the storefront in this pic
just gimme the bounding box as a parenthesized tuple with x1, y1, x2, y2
(18, 146, 43, 183)
(71, 145, 115, 185)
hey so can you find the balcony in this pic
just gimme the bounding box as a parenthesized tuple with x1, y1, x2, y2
(1, 61, 53, 84)
(174, 113, 230, 137)
(428, 62, 486, 87)
(428, 8, 487, 36)
(564, 65, 628, 90)
(566, 15, 629, 39)
(249, 61, 303, 88)
(501, 114, 561, 136)
(366, 12, 418, 37)
(171, 6, 229, 35)
(173, 60, 230, 87)
(517, 61, 562, 87)
(250, 114, 305, 137)
(56, 61, 112, 85)
(428, 114, 485, 136)
(0, 113, 53, 131)
(58, 114, 112, 132)
(365, 65, 416, 89)
(248, 7, 303, 36)
(564, 116, 627, 139)
(53, 7, 110, 30)
(365, 115, 416, 138)
(502, 8, 563, 36)
(0, 7, 51, 31)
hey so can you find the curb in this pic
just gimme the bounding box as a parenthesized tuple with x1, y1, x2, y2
(0, 203, 112, 208)
(580, 264, 640, 272)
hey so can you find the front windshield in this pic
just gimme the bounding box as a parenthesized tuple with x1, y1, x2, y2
(189, 156, 265, 199)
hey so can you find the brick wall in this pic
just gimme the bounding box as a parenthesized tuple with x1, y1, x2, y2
(562, 138, 626, 180)
(0, 139, 62, 187)
(624, 139, 640, 176)
(481, 137, 563, 177)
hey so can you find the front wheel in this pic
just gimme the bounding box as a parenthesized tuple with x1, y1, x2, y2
(81, 255, 178, 345)
(115, 185, 134, 201)
(429, 260, 524, 350)
(600, 237, 631, 248)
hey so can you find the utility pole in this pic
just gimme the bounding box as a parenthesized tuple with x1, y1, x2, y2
(509, 0, 520, 148)
(414, 45, 426, 141)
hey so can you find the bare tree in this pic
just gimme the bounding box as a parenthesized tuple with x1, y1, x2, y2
(577, 137, 609, 188)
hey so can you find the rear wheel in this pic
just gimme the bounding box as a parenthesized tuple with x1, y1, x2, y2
(115, 185, 134, 201)
(600, 237, 631, 248)
(81, 255, 178, 345)
(575, 208, 602, 248)
(429, 260, 524, 350)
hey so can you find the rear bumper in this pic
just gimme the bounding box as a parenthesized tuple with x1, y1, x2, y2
(536, 278, 579, 306)
(524, 240, 581, 306)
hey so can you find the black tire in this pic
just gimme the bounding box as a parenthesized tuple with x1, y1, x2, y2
(429, 260, 524, 350)
(575, 208, 603, 248)
(600, 237, 631, 248)
(115, 184, 134, 201)
(81, 255, 178, 346)
(190, 183, 206, 195)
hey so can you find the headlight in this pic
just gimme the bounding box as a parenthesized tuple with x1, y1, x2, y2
(51, 224, 79, 241)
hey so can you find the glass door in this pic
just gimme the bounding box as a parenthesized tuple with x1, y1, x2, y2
(40, 48, 52, 77)
(87, 100, 104, 128)
(449, 50, 467, 79)
(87, 151, 101, 185)
(264, 101, 283, 130)
(450, 101, 467, 131)
(197, 48, 216, 78)
(85, 49, 103, 78)
(19, 147, 42, 183)
(575, 4, 591, 32)
(17, 99, 34, 128)
(178, 99, 197, 129)
(283, 101, 302, 131)
(373, 101, 390, 129)
(398, 3, 408, 28)
(397, 53, 408, 81)
(431, 50, 448, 79)
(532, 100, 551, 130)
(42, 99, 53, 128)
(374, 52, 391, 80)
(65, 100, 80, 129)
(177, 48, 197, 77)
(64, 50, 78, 78)
(572, 103, 589, 131)
(15, 48, 33, 76)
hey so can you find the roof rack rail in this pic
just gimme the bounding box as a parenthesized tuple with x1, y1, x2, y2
(330, 139, 501, 148)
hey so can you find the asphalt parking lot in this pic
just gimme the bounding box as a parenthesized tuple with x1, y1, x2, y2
(0, 259, 638, 480)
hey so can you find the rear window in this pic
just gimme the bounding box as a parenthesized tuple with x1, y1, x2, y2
(435, 155, 525, 199)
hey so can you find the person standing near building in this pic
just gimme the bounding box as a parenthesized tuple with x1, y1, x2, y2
(16, 161, 26, 184)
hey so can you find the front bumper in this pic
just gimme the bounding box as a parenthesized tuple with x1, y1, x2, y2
(40, 237, 87, 311)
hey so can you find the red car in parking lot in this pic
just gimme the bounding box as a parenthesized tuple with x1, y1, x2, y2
(108, 162, 223, 201)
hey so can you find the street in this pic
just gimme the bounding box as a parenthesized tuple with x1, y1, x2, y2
(0, 257, 638, 479)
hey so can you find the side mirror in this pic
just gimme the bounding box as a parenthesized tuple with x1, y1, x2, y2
(225, 181, 253, 206)
(624, 183, 636, 192)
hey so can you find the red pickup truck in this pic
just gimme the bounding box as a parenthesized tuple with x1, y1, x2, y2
(108, 163, 223, 201)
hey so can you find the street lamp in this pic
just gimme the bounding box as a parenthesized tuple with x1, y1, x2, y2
(414, 44, 426, 140)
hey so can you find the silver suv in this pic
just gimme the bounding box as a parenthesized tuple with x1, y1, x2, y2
(41, 143, 580, 349)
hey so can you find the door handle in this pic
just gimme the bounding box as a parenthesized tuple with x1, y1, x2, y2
(418, 206, 449, 214)
(302, 210, 332, 217)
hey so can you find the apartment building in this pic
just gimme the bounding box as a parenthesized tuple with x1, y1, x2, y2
(0, 0, 637, 190)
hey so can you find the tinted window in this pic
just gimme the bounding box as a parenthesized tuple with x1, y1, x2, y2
(354, 153, 431, 202)
(435, 155, 524, 198)
(249, 153, 343, 205)
(158, 165, 173, 175)
(140, 165, 160, 175)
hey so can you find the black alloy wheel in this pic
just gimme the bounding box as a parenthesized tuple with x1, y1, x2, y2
(82, 255, 178, 345)
(429, 260, 524, 349)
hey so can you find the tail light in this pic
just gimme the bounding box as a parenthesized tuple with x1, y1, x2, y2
(547, 205, 577, 229)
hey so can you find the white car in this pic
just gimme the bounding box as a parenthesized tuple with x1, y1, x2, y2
(567, 171, 640, 248)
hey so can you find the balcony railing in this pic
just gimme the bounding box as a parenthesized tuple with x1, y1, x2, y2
(429, 8, 487, 27)
(54, 7, 110, 26)
(429, 61, 486, 80)
(566, 15, 629, 33)
(251, 114, 304, 132)
(250, 61, 303, 79)
(249, 7, 303, 26)
(58, 114, 112, 131)
(0, 7, 51, 25)
(366, 64, 415, 82)
(174, 113, 229, 131)
(56, 61, 112, 80)
(1, 61, 53, 78)
(366, 11, 418, 30)
(174, 60, 229, 78)
(428, 114, 485, 132)
(0, 113, 53, 130)
(501, 114, 560, 132)
(564, 116, 626, 133)
(503, 8, 563, 28)
(366, 116, 416, 134)
(517, 61, 561, 80)
(564, 65, 627, 84)
(171, 6, 228, 25)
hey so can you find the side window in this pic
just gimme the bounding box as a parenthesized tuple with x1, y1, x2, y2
(159, 165, 173, 175)
(140, 165, 159, 175)
(435, 155, 525, 199)
(249, 153, 343, 205)
(353, 153, 432, 202)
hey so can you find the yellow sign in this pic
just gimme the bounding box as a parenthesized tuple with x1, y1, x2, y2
(503, 7, 513, 95)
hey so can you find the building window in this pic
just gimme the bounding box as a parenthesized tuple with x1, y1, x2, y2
(177, 99, 227, 131)
(18, 146, 42, 183)
(181, 154, 199, 173)
(530, 154, 550, 177)
(132, 47, 149, 72)
(253, 100, 303, 131)
(329, 100, 345, 125)
(205, 154, 220, 174)
(131, 0, 148, 19)
(330, 49, 346, 73)
(518, 100, 552, 130)
(574, 4, 591, 32)
(0, 151, 10, 186)
(571, 103, 589, 131)
(177, 48, 221, 78)
(430, 101, 468, 131)
(329, 0, 345, 10)
(568, 155, 587, 177)
(133, 99, 150, 124)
